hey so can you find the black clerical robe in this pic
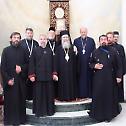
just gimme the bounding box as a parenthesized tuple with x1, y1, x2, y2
(21, 39, 39, 100)
(47, 39, 60, 54)
(21, 39, 39, 57)
(47, 39, 61, 98)
(1, 45, 29, 125)
(89, 46, 122, 122)
(112, 43, 126, 102)
(54, 45, 78, 101)
(28, 46, 55, 117)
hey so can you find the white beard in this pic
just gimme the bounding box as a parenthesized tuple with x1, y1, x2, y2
(62, 41, 71, 49)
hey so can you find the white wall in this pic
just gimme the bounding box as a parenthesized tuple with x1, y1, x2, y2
(0, 0, 121, 54)
(121, 0, 126, 100)
(0, 0, 49, 54)
(70, 0, 121, 45)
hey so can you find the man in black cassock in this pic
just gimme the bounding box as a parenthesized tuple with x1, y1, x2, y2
(53, 30, 78, 101)
(0, 57, 3, 107)
(112, 31, 126, 102)
(106, 32, 125, 102)
(1, 32, 29, 125)
(47, 27, 60, 99)
(74, 27, 96, 99)
(28, 34, 55, 117)
(88, 35, 122, 122)
(21, 28, 39, 100)
(47, 27, 60, 55)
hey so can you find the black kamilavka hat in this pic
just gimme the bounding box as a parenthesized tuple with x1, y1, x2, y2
(60, 30, 70, 37)
(49, 27, 55, 32)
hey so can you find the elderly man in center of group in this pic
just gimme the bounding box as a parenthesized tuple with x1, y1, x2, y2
(53, 30, 78, 101)
(74, 26, 96, 99)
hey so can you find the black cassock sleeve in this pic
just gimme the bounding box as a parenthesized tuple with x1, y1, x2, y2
(112, 48, 123, 79)
(28, 49, 36, 78)
(120, 46, 126, 75)
(53, 47, 59, 76)
(1, 48, 12, 85)
(20, 49, 29, 79)
(89, 51, 97, 70)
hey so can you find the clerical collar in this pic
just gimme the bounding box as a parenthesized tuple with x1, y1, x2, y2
(25, 39, 33, 57)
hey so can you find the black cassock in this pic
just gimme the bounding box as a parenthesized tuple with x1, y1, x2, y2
(1, 45, 29, 125)
(112, 43, 126, 102)
(54, 45, 78, 101)
(47, 39, 60, 98)
(21, 39, 39, 100)
(29, 46, 55, 117)
(89, 46, 122, 121)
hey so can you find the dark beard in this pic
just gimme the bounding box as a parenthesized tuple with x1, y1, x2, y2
(101, 42, 106, 46)
(11, 41, 21, 47)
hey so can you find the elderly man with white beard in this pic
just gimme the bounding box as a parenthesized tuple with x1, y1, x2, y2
(53, 30, 78, 101)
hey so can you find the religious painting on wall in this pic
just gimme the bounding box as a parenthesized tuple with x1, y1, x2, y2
(49, 0, 69, 35)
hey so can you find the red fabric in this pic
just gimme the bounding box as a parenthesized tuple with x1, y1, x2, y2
(0, 96, 3, 105)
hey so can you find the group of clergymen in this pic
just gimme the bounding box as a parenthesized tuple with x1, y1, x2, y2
(0, 26, 126, 125)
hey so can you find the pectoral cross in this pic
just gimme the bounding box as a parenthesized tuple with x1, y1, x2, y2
(82, 49, 85, 54)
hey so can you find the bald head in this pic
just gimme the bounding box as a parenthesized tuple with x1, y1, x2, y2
(80, 27, 88, 39)
(39, 34, 48, 48)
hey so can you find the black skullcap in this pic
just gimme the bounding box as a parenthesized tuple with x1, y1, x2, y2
(113, 31, 119, 35)
(60, 30, 70, 37)
(49, 27, 55, 32)
(26, 27, 33, 32)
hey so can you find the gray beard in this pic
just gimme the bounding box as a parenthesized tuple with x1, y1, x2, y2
(62, 41, 71, 49)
